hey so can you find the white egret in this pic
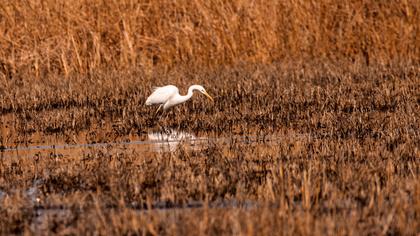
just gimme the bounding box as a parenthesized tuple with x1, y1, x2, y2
(145, 85, 213, 113)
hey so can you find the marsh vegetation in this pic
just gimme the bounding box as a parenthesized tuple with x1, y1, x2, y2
(1, 0, 419, 235)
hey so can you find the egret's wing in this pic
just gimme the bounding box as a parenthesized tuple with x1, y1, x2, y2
(145, 85, 178, 105)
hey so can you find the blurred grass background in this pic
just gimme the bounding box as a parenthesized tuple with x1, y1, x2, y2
(0, 0, 419, 79)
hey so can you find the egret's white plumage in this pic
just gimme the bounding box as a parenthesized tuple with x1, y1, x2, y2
(145, 85, 213, 112)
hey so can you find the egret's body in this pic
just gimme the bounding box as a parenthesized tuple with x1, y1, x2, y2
(145, 85, 213, 112)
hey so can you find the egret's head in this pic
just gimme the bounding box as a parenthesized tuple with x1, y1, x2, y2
(192, 85, 213, 101)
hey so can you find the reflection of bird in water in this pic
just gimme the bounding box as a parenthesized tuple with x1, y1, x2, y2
(147, 130, 197, 151)
(145, 85, 213, 113)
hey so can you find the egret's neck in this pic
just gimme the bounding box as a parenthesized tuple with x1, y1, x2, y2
(187, 85, 199, 97)
(177, 85, 197, 104)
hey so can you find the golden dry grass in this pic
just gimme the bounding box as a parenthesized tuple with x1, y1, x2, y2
(0, 0, 420, 235)
(0, 0, 419, 78)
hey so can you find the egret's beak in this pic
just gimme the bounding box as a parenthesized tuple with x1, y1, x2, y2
(202, 91, 214, 101)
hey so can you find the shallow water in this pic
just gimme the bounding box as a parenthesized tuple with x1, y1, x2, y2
(0, 129, 203, 158)
(0, 128, 309, 159)
(1, 129, 202, 151)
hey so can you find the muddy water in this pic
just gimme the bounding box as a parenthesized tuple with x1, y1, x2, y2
(1, 112, 311, 159)
(0, 129, 205, 158)
(1, 128, 308, 159)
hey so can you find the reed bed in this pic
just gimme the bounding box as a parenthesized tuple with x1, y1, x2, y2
(0, 0, 419, 79)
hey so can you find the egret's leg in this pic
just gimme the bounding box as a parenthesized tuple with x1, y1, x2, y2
(155, 104, 163, 114)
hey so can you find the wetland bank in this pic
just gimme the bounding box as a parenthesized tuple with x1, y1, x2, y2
(1, 0, 420, 235)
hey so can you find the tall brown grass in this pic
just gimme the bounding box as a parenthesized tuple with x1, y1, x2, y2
(0, 0, 419, 79)
(0, 1, 419, 235)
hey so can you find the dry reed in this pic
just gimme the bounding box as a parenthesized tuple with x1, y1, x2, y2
(0, 0, 419, 79)
(0, 0, 419, 235)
